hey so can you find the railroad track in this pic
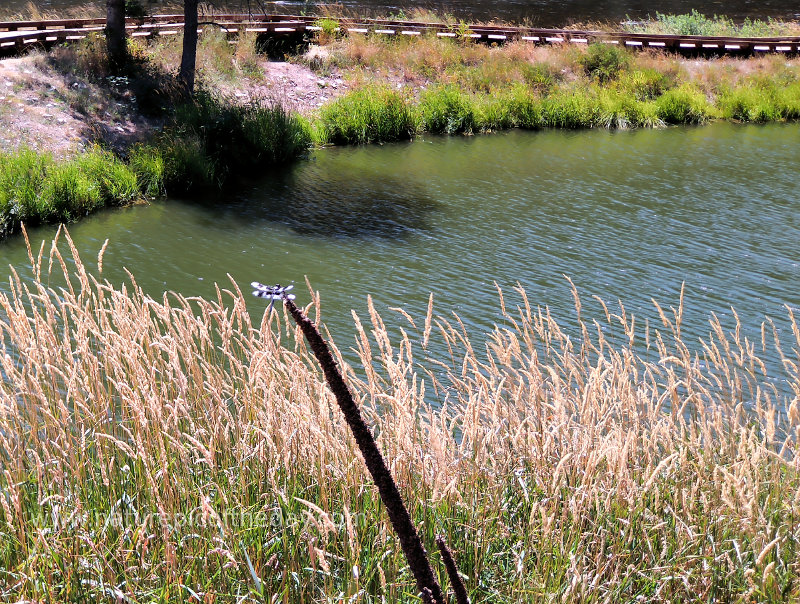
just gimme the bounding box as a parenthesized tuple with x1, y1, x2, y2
(1, 14, 799, 57)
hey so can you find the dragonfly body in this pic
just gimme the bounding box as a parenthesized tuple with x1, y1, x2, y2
(251, 282, 296, 300)
(251, 282, 296, 314)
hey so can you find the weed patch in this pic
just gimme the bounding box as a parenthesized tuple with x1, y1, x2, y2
(418, 85, 476, 134)
(316, 86, 414, 144)
(578, 43, 631, 83)
(655, 84, 713, 124)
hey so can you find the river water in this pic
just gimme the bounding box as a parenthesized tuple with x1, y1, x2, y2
(1, 122, 799, 397)
(4, 0, 800, 26)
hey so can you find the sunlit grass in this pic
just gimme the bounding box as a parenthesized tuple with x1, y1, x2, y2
(623, 10, 800, 37)
(302, 34, 800, 143)
(0, 232, 798, 601)
(0, 146, 140, 236)
(315, 85, 414, 144)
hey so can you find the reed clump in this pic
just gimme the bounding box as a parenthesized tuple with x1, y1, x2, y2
(304, 33, 800, 143)
(315, 85, 414, 144)
(153, 91, 312, 191)
(0, 146, 140, 238)
(0, 232, 798, 601)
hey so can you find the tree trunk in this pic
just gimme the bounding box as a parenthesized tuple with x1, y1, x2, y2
(179, 0, 199, 94)
(106, 0, 126, 70)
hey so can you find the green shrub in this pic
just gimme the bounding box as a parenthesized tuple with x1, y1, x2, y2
(653, 10, 733, 36)
(655, 85, 712, 124)
(737, 16, 793, 37)
(75, 147, 139, 205)
(40, 161, 103, 221)
(541, 88, 601, 128)
(316, 86, 414, 144)
(129, 144, 166, 198)
(417, 85, 476, 134)
(624, 11, 796, 37)
(579, 43, 631, 83)
(313, 18, 341, 44)
(0, 148, 51, 224)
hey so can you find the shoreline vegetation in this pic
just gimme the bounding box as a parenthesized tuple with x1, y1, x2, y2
(0, 9, 799, 602)
(0, 231, 798, 601)
(0, 10, 799, 236)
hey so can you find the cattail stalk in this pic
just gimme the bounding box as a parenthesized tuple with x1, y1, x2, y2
(437, 535, 470, 604)
(283, 297, 446, 603)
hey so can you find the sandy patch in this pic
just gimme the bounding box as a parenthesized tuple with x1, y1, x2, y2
(0, 56, 87, 156)
(225, 59, 350, 114)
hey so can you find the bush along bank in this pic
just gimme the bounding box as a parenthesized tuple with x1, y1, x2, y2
(311, 45, 800, 145)
(305, 32, 800, 144)
(0, 93, 312, 239)
(0, 146, 140, 239)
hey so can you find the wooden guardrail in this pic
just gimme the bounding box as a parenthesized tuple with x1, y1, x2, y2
(1, 14, 799, 56)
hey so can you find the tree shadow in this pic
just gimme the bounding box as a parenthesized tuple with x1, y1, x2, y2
(33, 34, 179, 153)
(192, 159, 439, 240)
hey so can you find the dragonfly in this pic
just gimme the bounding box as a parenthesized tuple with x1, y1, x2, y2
(251, 281, 295, 314)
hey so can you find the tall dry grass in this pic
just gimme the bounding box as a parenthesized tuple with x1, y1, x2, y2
(0, 230, 798, 601)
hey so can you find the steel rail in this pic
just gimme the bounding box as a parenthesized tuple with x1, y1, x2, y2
(2, 14, 799, 56)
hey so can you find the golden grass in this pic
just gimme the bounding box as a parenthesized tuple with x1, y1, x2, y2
(0, 229, 799, 601)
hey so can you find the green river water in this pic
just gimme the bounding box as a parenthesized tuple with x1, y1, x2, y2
(1, 122, 799, 394)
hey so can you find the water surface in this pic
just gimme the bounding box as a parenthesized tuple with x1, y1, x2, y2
(1, 122, 799, 395)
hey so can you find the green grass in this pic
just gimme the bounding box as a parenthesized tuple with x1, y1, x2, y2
(309, 66, 797, 145)
(315, 85, 414, 144)
(136, 91, 312, 193)
(0, 148, 49, 233)
(623, 10, 800, 37)
(128, 144, 166, 198)
(417, 84, 477, 134)
(719, 80, 800, 122)
(0, 146, 141, 236)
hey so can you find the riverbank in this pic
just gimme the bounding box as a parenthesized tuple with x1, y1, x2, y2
(2, 17, 799, 150)
(1, 15, 800, 236)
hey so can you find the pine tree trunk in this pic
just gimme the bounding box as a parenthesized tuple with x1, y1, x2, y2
(106, 0, 126, 70)
(179, 0, 199, 94)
